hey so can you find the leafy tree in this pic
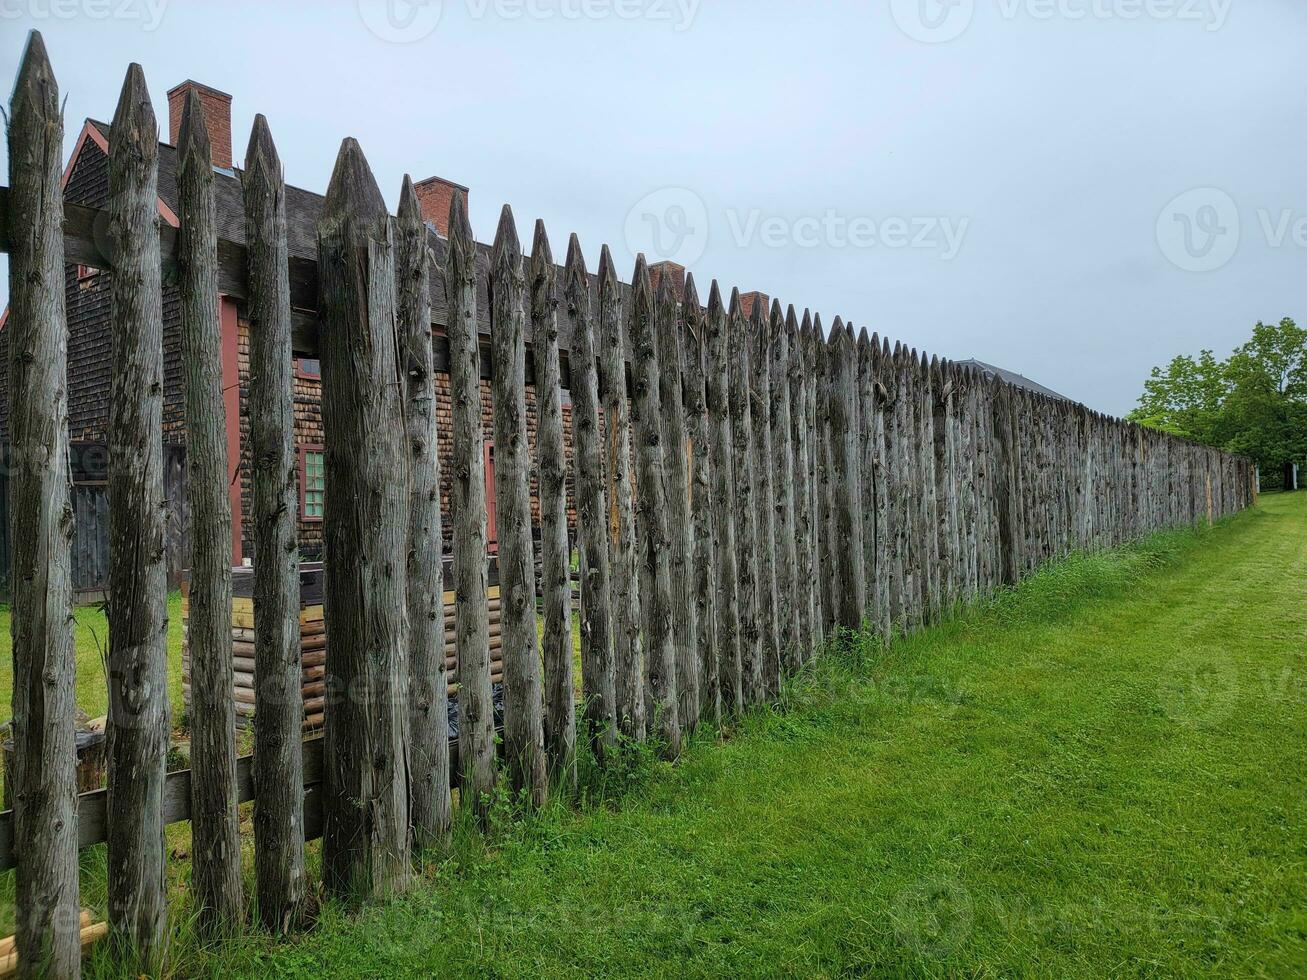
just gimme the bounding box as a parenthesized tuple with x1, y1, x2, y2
(1129, 318, 1306, 489)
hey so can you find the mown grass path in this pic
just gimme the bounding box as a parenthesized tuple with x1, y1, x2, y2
(171, 496, 1307, 976)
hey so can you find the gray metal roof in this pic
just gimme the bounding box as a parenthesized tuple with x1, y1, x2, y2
(956, 358, 1071, 402)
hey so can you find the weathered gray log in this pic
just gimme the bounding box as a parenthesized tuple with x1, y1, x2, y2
(827, 322, 865, 631)
(489, 206, 548, 806)
(729, 290, 763, 704)
(176, 88, 242, 934)
(563, 235, 617, 755)
(870, 336, 892, 640)
(917, 352, 941, 622)
(770, 302, 799, 678)
(930, 356, 956, 615)
(106, 62, 170, 957)
(857, 329, 878, 633)
(529, 219, 576, 791)
(705, 283, 743, 714)
(5, 31, 80, 977)
(398, 176, 450, 845)
(813, 316, 837, 639)
(317, 139, 410, 898)
(628, 257, 681, 757)
(446, 195, 496, 816)
(682, 276, 718, 727)
(788, 310, 815, 661)
(800, 312, 824, 652)
(750, 302, 779, 698)
(598, 246, 645, 742)
(242, 114, 306, 932)
(655, 273, 698, 732)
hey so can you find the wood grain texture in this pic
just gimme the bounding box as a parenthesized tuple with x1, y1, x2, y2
(563, 236, 617, 755)
(106, 62, 170, 957)
(705, 283, 743, 714)
(5, 31, 81, 977)
(446, 194, 496, 818)
(682, 276, 718, 727)
(490, 207, 547, 806)
(398, 176, 451, 845)
(316, 139, 410, 899)
(529, 220, 576, 791)
(655, 273, 698, 733)
(628, 257, 680, 757)
(242, 113, 307, 934)
(729, 290, 763, 705)
(827, 323, 865, 631)
(176, 89, 243, 934)
(770, 303, 799, 678)
(598, 246, 645, 742)
(750, 302, 779, 699)
(789, 312, 815, 661)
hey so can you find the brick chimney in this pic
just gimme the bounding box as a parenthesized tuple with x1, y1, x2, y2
(648, 261, 686, 299)
(167, 80, 233, 170)
(413, 176, 470, 237)
(738, 291, 769, 319)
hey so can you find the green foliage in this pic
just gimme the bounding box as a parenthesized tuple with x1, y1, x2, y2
(1129, 317, 1307, 487)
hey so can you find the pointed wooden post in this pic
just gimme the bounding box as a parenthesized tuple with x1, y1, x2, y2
(106, 62, 170, 957)
(870, 336, 892, 640)
(729, 290, 763, 703)
(564, 236, 617, 756)
(706, 283, 744, 713)
(627, 257, 681, 756)
(800, 312, 824, 649)
(242, 113, 306, 933)
(750, 302, 779, 698)
(930, 356, 956, 615)
(770, 302, 799, 678)
(828, 322, 865, 631)
(488, 206, 548, 806)
(6, 31, 80, 975)
(788, 309, 815, 661)
(598, 246, 645, 742)
(177, 87, 243, 935)
(814, 316, 837, 638)
(317, 139, 410, 898)
(857, 329, 878, 632)
(398, 177, 451, 845)
(530, 220, 576, 791)
(655, 273, 698, 732)
(683, 276, 718, 726)
(445, 195, 496, 818)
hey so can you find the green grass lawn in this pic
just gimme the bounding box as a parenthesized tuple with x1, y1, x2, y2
(165, 492, 1302, 979)
(0, 592, 187, 730)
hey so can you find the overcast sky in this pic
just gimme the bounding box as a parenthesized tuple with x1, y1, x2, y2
(1, 0, 1303, 415)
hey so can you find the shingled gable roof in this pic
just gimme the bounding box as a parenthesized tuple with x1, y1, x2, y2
(86, 118, 633, 350)
(956, 357, 1072, 403)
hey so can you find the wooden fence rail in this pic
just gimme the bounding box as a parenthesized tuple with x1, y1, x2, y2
(0, 31, 1257, 971)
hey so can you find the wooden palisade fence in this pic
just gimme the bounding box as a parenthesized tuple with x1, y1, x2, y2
(0, 32, 1257, 973)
